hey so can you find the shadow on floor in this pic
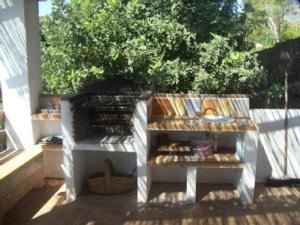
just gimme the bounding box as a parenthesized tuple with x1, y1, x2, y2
(4, 179, 64, 225)
(4, 182, 300, 225)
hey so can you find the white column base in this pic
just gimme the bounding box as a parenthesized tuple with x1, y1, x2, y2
(237, 131, 258, 204)
(134, 99, 150, 203)
(61, 101, 77, 201)
(186, 167, 197, 203)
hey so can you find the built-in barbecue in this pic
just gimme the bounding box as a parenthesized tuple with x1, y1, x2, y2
(62, 91, 260, 205)
(69, 78, 152, 143)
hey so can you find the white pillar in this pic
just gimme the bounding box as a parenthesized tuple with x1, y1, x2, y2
(61, 100, 77, 201)
(186, 167, 197, 203)
(0, 0, 41, 150)
(134, 98, 151, 203)
(237, 131, 258, 204)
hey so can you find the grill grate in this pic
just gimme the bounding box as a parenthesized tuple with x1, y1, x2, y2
(90, 95, 135, 135)
(71, 78, 152, 141)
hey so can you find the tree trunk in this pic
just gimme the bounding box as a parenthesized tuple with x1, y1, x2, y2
(284, 71, 288, 176)
(268, 17, 280, 43)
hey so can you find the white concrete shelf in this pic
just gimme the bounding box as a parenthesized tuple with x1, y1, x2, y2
(72, 135, 135, 152)
(35, 144, 63, 152)
(148, 148, 245, 169)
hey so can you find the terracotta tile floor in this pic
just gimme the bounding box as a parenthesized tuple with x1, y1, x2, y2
(3, 182, 300, 225)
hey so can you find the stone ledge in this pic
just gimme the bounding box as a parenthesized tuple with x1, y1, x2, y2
(0, 149, 42, 182)
(0, 150, 20, 166)
(0, 149, 44, 219)
(0, 156, 43, 196)
(0, 168, 44, 217)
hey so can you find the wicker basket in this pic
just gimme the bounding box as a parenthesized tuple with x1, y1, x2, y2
(87, 159, 135, 195)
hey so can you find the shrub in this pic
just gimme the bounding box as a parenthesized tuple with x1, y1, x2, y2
(192, 35, 265, 95)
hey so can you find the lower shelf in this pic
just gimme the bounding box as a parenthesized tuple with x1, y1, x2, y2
(35, 144, 63, 151)
(148, 148, 244, 168)
(73, 135, 134, 152)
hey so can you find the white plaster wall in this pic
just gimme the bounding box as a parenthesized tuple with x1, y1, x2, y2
(151, 167, 242, 183)
(35, 117, 62, 179)
(251, 109, 300, 180)
(0, 0, 41, 150)
(287, 110, 300, 178)
(34, 120, 62, 140)
(43, 149, 64, 178)
(24, 0, 41, 116)
(74, 151, 137, 178)
(250, 109, 285, 181)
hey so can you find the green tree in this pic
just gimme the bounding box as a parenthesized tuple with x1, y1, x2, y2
(245, 0, 298, 44)
(41, 0, 264, 96)
(282, 22, 300, 41)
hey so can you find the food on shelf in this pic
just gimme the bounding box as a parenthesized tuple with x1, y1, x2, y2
(39, 135, 62, 145)
(157, 141, 192, 153)
(155, 133, 192, 153)
(191, 139, 213, 157)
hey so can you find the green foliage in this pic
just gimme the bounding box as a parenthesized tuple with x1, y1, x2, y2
(42, 0, 256, 94)
(265, 83, 285, 107)
(252, 83, 285, 108)
(41, 0, 268, 109)
(243, 0, 299, 47)
(282, 22, 300, 41)
(192, 35, 265, 94)
(246, 25, 276, 49)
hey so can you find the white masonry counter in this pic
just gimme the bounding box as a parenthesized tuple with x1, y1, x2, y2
(62, 93, 259, 205)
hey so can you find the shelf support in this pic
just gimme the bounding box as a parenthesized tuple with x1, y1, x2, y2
(235, 133, 244, 160)
(61, 100, 77, 201)
(237, 131, 258, 204)
(186, 167, 197, 203)
(134, 99, 151, 203)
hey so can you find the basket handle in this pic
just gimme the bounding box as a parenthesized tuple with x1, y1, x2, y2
(104, 159, 115, 194)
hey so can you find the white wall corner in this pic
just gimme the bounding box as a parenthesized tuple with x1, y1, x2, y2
(0, 0, 42, 150)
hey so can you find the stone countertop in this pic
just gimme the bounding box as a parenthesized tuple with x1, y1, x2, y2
(147, 116, 259, 132)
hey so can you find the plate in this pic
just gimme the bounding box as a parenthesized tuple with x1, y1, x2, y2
(185, 119, 201, 126)
(200, 115, 235, 124)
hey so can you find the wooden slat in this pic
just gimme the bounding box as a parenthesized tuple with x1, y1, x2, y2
(151, 94, 249, 117)
(201, 98, 249, 117)
(148, 116, 259, 132)
(153, 93, 249, 98)
(148, 148, 244, 168)
(32, 113, 61, 120)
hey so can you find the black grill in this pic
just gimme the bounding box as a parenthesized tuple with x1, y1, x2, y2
(70, 78, 151, 141)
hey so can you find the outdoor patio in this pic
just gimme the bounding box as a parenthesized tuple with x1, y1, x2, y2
(1, 1, 300, 225)
(4, 182, 300, 225)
